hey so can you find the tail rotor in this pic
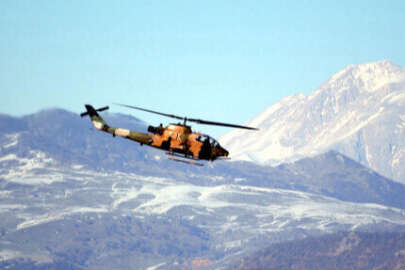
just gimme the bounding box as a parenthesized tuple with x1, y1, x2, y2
(80, 105, 109, 117)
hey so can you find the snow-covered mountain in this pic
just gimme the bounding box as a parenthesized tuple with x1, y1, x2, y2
(220, 60, 405, 184)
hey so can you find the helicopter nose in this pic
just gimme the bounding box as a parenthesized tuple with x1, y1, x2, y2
(222, 147, 229, 157)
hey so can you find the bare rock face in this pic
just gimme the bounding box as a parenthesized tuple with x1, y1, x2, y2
(220, 60, 405, 184)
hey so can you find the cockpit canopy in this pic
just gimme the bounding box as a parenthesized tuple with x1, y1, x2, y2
(196, 134, 220, 147)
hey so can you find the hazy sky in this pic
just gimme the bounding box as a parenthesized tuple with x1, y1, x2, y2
(1, 1, 404, 136)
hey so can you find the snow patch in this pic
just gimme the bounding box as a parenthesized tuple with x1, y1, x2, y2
(336, 107, 384, 142)
(0, 204, 26, 213)
(0, 151, 73, 184)
(17, 214, 65, 230)
(16, 207, 108, 230)
(71, 164, 83, 170)
(389, 93, 405, 104)
(146, 262, 166, 270)
(2, 133, 20, 149)
(224, 240, 242, 250)
(0, 250, 23, 261)
(336, 154, 345, 163)
(0, 190, 12, 198)
(0, 154, 18, 162)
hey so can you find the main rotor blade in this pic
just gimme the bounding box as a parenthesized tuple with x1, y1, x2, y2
(114, 103, 184, 121)
(114, 103, 258, 130)
(187, 118, 259, 130)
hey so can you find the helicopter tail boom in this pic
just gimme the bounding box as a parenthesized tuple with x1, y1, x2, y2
(81, 104, 153, 145)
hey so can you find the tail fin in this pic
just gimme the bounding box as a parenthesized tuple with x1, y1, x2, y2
(80, 105, 109, 117)
(81, 104, 109, 130)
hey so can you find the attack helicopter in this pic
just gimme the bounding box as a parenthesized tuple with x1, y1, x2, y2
(81, 104, 258, 165)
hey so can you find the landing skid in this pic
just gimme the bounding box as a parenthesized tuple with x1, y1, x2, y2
(168, 156, 204, 166)
(215, 157, 231, 161)
(166, 152, 204, 166)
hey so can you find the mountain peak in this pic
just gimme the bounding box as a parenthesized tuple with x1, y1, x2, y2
(324, 60, 404, 93)
(220, 60, 405, 184)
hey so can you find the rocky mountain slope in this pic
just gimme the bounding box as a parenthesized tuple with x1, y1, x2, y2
(220, 60, 405, 184)
(2, 160, 405, 270)
(231, 231, 405, 270)
(2, 109, 405, 269)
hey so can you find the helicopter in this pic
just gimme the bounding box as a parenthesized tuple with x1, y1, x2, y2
(81, 104, 258, 165)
